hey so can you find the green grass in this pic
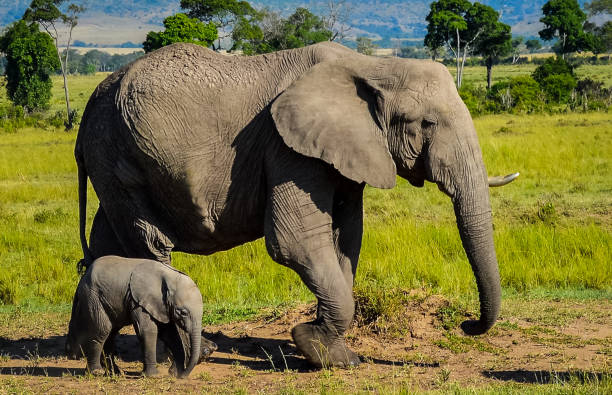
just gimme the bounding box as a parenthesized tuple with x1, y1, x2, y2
(48, 73, 109, 115)
(450, 62, 612, 88)
(0, 69, 611, 317)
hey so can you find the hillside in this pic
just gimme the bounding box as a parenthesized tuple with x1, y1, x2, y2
(0, 1, 593, 47)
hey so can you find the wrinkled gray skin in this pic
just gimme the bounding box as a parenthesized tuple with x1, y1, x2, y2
(65, 256, 203, 378)
(76, 42, 503, 368)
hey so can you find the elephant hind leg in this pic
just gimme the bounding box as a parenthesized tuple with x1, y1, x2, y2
(90, 181, 175, 265)
(90, 207, 126, 259)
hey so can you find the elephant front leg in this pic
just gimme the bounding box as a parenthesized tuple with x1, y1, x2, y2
(332, 184, 365, 289)
(132, 308, 160, 377)
(264, 166, 360, 368)
(313, 185, 364, 325)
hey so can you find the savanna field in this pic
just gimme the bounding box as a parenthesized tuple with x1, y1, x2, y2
(0, 64, 610, 393)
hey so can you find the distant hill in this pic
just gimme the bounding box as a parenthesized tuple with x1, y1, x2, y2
(0, 0, 593, 47)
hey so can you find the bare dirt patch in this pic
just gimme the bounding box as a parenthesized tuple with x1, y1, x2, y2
(0, 297, 610, 393)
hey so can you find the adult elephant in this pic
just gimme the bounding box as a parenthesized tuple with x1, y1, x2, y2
(76, 42, 513, 368)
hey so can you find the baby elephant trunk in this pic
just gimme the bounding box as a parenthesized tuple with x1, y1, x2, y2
(175, 323, 202, 378)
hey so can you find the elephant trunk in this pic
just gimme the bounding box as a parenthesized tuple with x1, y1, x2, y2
(177, 322, 201, 379)
(452, 174, 501, 335)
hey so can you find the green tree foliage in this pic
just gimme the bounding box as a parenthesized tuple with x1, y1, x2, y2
(596, 22, 612, 53)
(230, 14, 266, 54)
(540, 73, 578, 103)
(585, 0, 612, 15)
(265, 8, 332, 51)
(0, 20, 59, 111)
(532, 57, 575, 84)
(532, 57, 577, 103)
(180, 0, 260, 50)
(425, 0, 501, 88)
(143, 13, 217, 53)
(539, 0, 597, 57)
(356, 36, 378, 55)
(473, 19, 512, 89)
(23, 0, 85, 129)
(489, 76, 542, 113)
(232, 7, 332, 54)
(526, 38, 543, 52)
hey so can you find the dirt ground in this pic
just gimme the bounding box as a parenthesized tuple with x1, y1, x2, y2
(0, 296, 610, 393)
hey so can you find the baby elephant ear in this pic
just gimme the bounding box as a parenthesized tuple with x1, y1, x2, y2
(129, 262, 172, 324)
(271, 59, 396, 189)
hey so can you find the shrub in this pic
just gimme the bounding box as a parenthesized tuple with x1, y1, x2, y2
(489, 76, 542, 113)
(540, 74, 577, 103)
(459, 84, 488, 116)
(532, 57, 575, 85)
(570, 78, 612, 111)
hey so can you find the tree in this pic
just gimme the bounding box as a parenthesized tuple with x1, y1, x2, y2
(248, 7, 332, 53)
(525, 38, 543, 52)
(425, 0, 499, 88)
(323, 0, 352, 42)
(585, 0, 612, 15)
(356, 36, 377, 55)
(180, 0, 260, 50)
(230, 14, 266, 54)
(143, 13, 217, 53)
(0, 20, 59, 111)
(510, 36, 527, 63)
(474, 21, 512, 89)
(585, 1, 612, 54)
(539, 0, 596, 58)
(23, 0, 84, 130)
(595, 22, 612, 53)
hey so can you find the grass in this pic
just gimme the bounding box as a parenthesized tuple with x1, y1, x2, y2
(0, 67, 610, 318)
(450, 62, 612, 89)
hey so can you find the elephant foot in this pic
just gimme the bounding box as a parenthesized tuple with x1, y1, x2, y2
(142, 366, 160, 377)
(291, 322, 360, 369)
(88, 367, 105, 376)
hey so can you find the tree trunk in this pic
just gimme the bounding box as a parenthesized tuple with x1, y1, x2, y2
(456, 28, 461, 89)
(486, 57, 493, 89)
(458, 44, 469, 89)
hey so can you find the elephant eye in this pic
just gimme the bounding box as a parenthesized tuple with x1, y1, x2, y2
(177, 308, 189, 317)
(421, 116, 437, 129)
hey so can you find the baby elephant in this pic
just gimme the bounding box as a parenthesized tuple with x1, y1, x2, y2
(65, 256, 203, 378)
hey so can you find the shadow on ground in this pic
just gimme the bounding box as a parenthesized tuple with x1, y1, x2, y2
(484, 370, 608, 384)
(0, 331, 437, 376)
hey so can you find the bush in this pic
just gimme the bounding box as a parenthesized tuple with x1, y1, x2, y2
(489, 76, 542, 113)
(570, 78, 612, 111)
(459, 84, 488, 116)
(0, 20, 60, 111)
(532, 57, 575, 85)
(541, 74, 578, 103)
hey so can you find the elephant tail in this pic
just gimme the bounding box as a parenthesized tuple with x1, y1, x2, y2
(75, 143, 93, 274)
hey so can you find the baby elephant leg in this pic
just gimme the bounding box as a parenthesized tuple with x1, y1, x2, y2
(101, 329, 122, 375)
(83, 338, 107, 375)
(132, 307, 160, 377)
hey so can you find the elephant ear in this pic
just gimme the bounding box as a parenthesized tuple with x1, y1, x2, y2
(271, 60, 396, 189)
(129, 262, 180, 324)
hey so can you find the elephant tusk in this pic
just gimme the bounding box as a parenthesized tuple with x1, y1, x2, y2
(488, 172, 520, 187)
